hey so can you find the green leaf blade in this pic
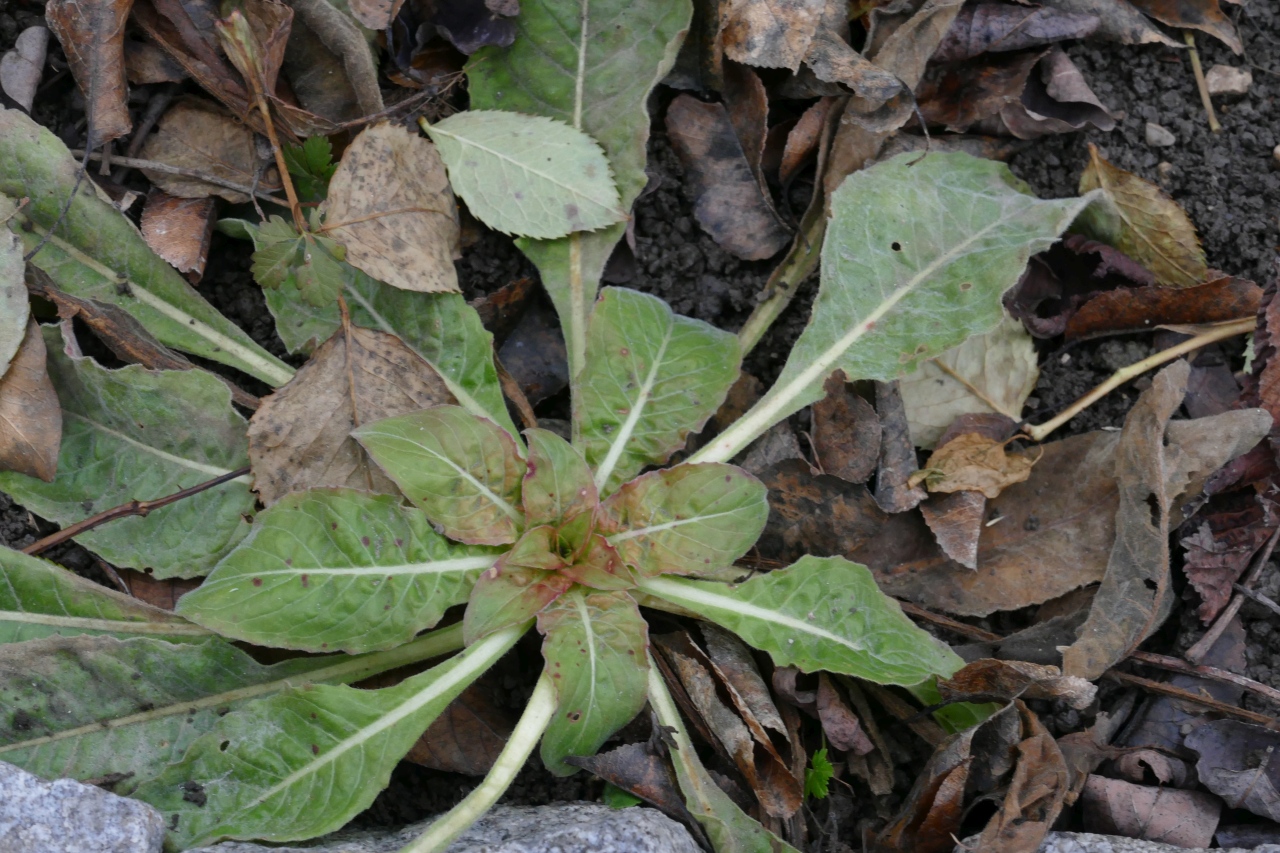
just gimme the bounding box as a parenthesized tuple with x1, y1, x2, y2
(177, 490, 500, 653)
(0, 328, 255, 577)
(523, 428, 597, 527)
(538, 588, 649, 775)
(602, 463, 767, 578)
(355, 405, 525, 545)
(696, 152, 1095, 464)
(427, 111, 623, 239)
(576, 288, 741, 493)
(639, 556, 964, 685)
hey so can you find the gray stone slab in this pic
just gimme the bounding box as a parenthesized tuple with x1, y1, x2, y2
(186, 803, 700, 853)
(957, 832, 1280, 853)
(0, 760, 165, 853)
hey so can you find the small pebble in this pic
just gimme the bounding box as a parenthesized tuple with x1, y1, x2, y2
(1156, 161, 1174, 181)
(1273, 143, 1280, 166)
(1145, 122, 1176, 147)
(1204, 64, 1252, 97)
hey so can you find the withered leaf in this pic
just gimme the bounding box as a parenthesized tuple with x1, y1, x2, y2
(119, 568, 201, 610)
(914, 432, 1037, 499)
(350, 0, 406, 31)
(0, 320, 62, 482)
(758, 458, 888, 562)
(918, 50, 1045, 133)
(997, 46, 1115, 138)
(140, 190, 216, 278)
(934, 3, 1099, 62)
(123, 38, 186, 84)
(407, 680, 514, 775)
(721, 61, 770, 192)
(720, 0, 825, 71)
(874, 380, 926, 513)
(920, 490, 985, 570)
(140, 97, 278, 203)
(1182, 499, 1275, 623)
(1187, 720, 1280, 822)
(778, 96, 835, 186)
(938, 659, 1095, 709)
(812, 372, 880, 484)
(1077, 143, 1208, 288)
(46, 0, 132, 146)
(817, 674, 872, 754)
(247, 324, 456, 505)
(322, 122, 461, 294)
(699, 623, 786, 738)
(664, 95, 789, 262)
(973, 704, 1069, 853)
(1, 26, 48, 111)
(566, 743, 698, 828)
(1080, 775, 1221, 847)
(1128, 0, 1241, 53)
(803, 0, 902, 102)
(1065, 272, 1261, 340)
(1036, 0, 1179, 46)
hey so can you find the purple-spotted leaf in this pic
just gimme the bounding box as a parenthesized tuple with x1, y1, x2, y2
(559, 534, 634, 591)
(523, 428, 597, 527)
(177, 489, 500, 654)
(575, 288, 741, 494)
(463, 526, 572, 644)
(538, 587, 649, 775)
(601, 463, 769, 578)
(638, 556, 964, 685)
(355, 406, 524, 545)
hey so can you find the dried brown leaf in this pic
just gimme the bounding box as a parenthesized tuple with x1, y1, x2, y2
(778, 96, 835, 186)
(915, 432, 1037, 499)
(1129, 0, 1241, 52)
(566, 742, 698, 828)
(803, 0, 902, 101)
(322, 122, 461, 294)
(1080, 775, 1221, 847)
(123, 38, 186, 84)
(1036, 0, 1179, 46)
(996, 46, 1115, 138)
(46, 0, 132, 145)
(139, 97, 278, 203)
(934, 3, 1099, 62)
(286, 0, 383, 123)
(1186, 720, 1280, 821)
(0, 319, 61, 482)
(973, 704, 1069, 853)
(1182, 500, 1276, 622)
(1065, 272, 1261, 340)
(817, 673, 873, 754)
(938, 659, 1096, 709)
(758, 458, 888, 561)
(812, 372, 880, 484)
(406, 681, 514, 775)
(920, 490, 985, 569)
(699, 623, 786, 737)
(874, 380, 926, 513)
(664, 95, 789, 261)
(918, 50, 1045, 133)
(141, 190, 216, 278)
(247, 324, 456, 505)
(720, 0, 825, 71)
(349, 0, 406, 32)
(120, 568, 201, 610)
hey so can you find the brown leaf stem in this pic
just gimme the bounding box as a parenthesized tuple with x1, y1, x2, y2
(1184, 31, 1222, 134)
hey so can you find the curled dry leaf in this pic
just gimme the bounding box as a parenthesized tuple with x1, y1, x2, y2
(141, 190, 216, 278)
(664, 95, 789, 261)
(140, 98, 279, 203)
(0, 320, 62, 482)
(778, 96, 835, 186)
(899, 313, 1038, 449)
(0, 26, 48, 111)
(1065, 271, 1261, 340)
(1129, 0, 1241, 53)
(817, 673, 873, 754)
(938, 659, 1096, 709)
(1080, 775, 1221, 847)
(997, 46, 1115, 138)
(566, 742, 699, 829)
(247, 324, 456, 505)
(1077, 143, 1208, 288)
(972, 703, 1069, 853)
(1187, 720, 1280, 821)
(918, 50, 1046, 133)
(406, 679, 514, 775)
(803, 0, 903, 102)
(934, 2, 1099, 62)
(286, 0, 384, 124)
(914, 433, 1037, 499)
(1036, 0, 1179, 46)
(45, 0, 132, 146)
(322, 122, 461, 294)
(812, 372, 881, 484)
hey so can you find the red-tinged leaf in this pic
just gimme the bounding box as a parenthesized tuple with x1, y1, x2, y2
(1181, 499, 1276, 622)
(463, 527, 571, 643)
(522, 428, 597, 528)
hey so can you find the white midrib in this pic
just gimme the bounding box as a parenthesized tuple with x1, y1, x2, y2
(606, 507, 745, 544)
(637, 576, 864, 653)
(341, 286, 494, 428)
(17, 217, 294, 387)
(691, 216, 1009, 465)
(573, 593, 599, 723)
(248, 626, 519, 809)
(592, 323, 673, 490)
(369, 431, 520, 523)
(222, 555, 498, 582)
(64, 411, 251, 482)
(0, 610, 209, 635)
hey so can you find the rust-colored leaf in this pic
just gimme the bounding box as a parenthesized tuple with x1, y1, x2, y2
(973, 704, 1069, 853)
(247, 324, 456, 505)
(914, 432, 1037, 499)
(141, 190, 216, 279)
(920, 490, 984, 570)
(46, 0, 132, 145)
(812, 372, 880, 484)
(406, 680, 514, 775)
(938, 659, 1095, 708)
(1065, 272, 1261, 340)
(778, 96, 835, 186)
(0, 319, 61, 482)
(758, 458, 888, 561)
(1181, 499, 1275, 623)
(119, 568, 201, 610)
(918, 50, 1045, 132)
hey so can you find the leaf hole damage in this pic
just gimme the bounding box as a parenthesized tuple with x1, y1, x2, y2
(891, 241, 902, 251)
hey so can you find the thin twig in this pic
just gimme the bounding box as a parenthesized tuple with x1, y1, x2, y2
(1024, 318, 1253, 442)
(495, 356, 537, 430)
(22, 467, 251, 557)
(72, 151, 289, 208)
(1107, 671, 1279, 729)
(1233, 583, 1280, 619)
(1187, 522, 1280, 663)
(1185, 31, 1222, 133)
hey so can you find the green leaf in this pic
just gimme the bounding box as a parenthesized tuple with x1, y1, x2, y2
(0, 629, 463, 786)
(0, 327, 255, 578)
(131, 625, 524, 848)
(0, 209, 28, 376)
(538, 588, 649, 776)
(246, 215, 349, 307)
(0, 110, 293, 386)
(259, 267, 519, 439)
(523, 428, 597, 527)
(638, 556, 964, 685)
(602, 782, 642, 808)
(576, 288, 741, 493)
(804, 748, 833, 799)
(0, 547, 208, 644)
(356, 405, 525, 545)
(177, 489, 500, 654)
(463, 526, 572, 643)
(425, 111, 624, 240)
(282, 136, 337, 203)
(466, 0, 691, 376)
(601, 463, 768, 578)
(694, 152, 1095, 465)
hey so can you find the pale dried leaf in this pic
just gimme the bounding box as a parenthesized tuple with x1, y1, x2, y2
(323, 122, 461, 294)
(916, 433, 1037, 499)
(141, 190, 215, 277)
(1081, 775, 1221, 847)
(920, 490, 984, 569)
(46, 0, 131, 145)
(248, 324, 456, 505)
(0, 320, 61, 481)
(0, 27, 48, 111)
(720, 0, 825, 71)
(140, 98, 277, 203)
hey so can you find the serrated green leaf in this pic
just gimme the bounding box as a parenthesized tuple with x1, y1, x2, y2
(356, 405, 525, 545)
(131, 625, 523, 848)
(0, 327, 254, 578)
(694, 152, 1095, 465)
(258, 266, 519, 439)
(601, 463, 767, 578)
(0, 110, 292, 386)
(463, 526, 572, 644)
(538, 588, 648, 775)
(576, 288, 741, 493)
(0, 547, 208, 644)
(0, 629, 463, 786)
(523, 428, 597, 527)
(639, 557, 964, 685)
(0, 212, 27, 376)
(467, 0, 691, 375)
(425, 111, 623, 240)
(282, 136, 337, 203)
(804, 747, 833, 799)
(177, 490, 500, 654)
(247, 215, 348, 307)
